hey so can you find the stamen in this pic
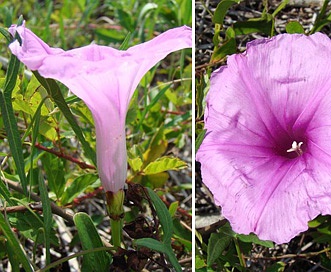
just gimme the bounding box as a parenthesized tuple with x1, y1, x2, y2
(287, 141, 303, 156)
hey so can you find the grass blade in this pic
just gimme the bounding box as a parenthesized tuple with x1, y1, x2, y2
(0, 212, 34, 271)
(0, 54, 28, 195)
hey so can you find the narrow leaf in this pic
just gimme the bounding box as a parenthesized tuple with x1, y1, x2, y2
(146, 187, 173, 243)
(0, 212, 34, 271)
(195, 129, 206, 153)
(0, 54, 27, 195)
(271, 0, 289, 17)
(135, 238, 167, 253)
(38, 172, 52, 266)
(0, 26, 13, 43)
(73, 212, 111, 272)
(0, 176, 15, 205)
(135, 238, 182, 272)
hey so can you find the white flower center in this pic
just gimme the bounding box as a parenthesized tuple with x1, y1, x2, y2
(287, 141, 303, 156)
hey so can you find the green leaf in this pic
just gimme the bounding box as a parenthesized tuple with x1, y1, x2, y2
(38, 171, 52, 265)
(234, 15, 274, 36)
(118, 31, 133, 50)
(213, 0, 241, 25)
(211, 27, 237, 63)
(143, 127, 167, 165)
(138, 3, 158, 24)
(0, 212, 33, 271)
(309, 215, 328, 228)
(196, 255, 207, 269)
(177, 0, 192, 25)
(128, 157, 143, 172)
(195, 129, 206, 153)
(143, 190, 184, 270)
(40, 152, 66, 199)
(6, 241, 21, 272)
(173, 218, 192, 243)
(310, 0, 331, 33)
(144, 172, 169, 188)
(61, 174, 99, 205)
(236, 233, 274, 248)
(117, 9, 135, 32)
(271, 0, 289, 17)
(135, 237, 167, 253)
(135, 238, 182, 272)
(147, 187, 173, 243)
(138, 84, 171, 128)
(73, 212, 111, 272)
(143, 156, 186, 175)
(0, 26, 13, 43)
(95, 28, 126, 43)
(285, 21, 305, 34)
(266, 261, 286, 272)
(0, 54, 28, 195)
(33, 71, 96, 165)
(168, 201, 179, 217)
(207, 232, 232, 266)
(0, 176, 15, 205)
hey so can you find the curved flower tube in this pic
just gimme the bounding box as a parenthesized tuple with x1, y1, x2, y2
(9, 22, 192, 193)
(197, 33, 331, 244)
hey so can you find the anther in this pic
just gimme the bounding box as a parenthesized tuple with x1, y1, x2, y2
(287, 141, 303, 156)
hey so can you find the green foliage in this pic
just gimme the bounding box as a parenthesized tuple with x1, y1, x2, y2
(0, 212, 34, 271)
(286, 21, 305, 34)
(0, 51, 28, 195)
(213, 0, 241, 25)
(207, 232, 232, 266)
(74, 212, 112, 272)
(310, 0, 331, 33)
(197, 222, 274, 270)
(61, 174, 99, 205)
(135, 187, 182, 272)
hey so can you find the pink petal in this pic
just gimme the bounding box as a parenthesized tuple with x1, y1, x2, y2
(197, 33, 331, 244)
(9, 23, 192, 192)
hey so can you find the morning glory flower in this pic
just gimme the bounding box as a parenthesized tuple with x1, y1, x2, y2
(196, 33, 331, 244)
(9, 22, 192, 193)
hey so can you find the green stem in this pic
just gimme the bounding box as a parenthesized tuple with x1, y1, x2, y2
(110, 218, 123, 248)
(234, 237, 246, 268)
(105, 190, 125, 248)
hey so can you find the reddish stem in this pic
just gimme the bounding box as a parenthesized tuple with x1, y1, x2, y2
(35, 143, 96, 170)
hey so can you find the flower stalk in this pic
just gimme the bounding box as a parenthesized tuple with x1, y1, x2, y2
(106, 190, 125, 248)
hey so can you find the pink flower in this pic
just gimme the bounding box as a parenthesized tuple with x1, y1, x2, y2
(196, 33, 331, 244)
(9, 22, 192, 193)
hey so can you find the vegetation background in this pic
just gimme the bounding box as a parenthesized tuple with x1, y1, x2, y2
(0, 0, 192, 271)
